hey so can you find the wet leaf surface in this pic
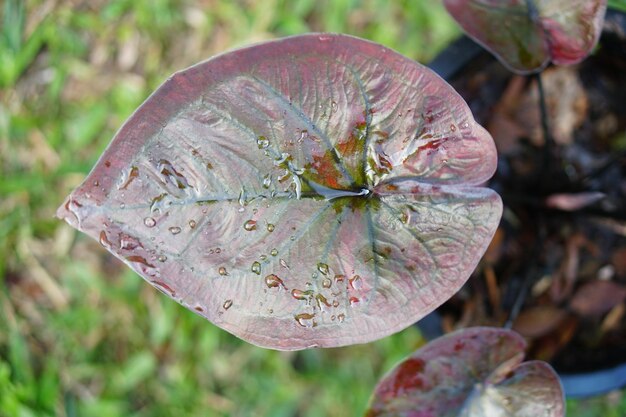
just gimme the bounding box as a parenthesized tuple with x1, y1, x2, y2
(57, 34, 500, 350)
(443, 0, 608, 73)
(365, 327, 564, 417)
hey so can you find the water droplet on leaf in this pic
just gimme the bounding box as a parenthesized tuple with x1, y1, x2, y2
(219, 266, 229, 276)
(262, 174, 272, 189)
(99, 230, 112, 249)
(251, 261, 261, 275)
(144, 217, 156, 228)
(317, 262, 329, 275)
(120, 234, 141, 250)
(265, 274, 285, 288)
(270, 248, 278, 256)
(257, 136, 269, 149)
(223, 299, 233, 310)
(267, 223, 275, 232)
(169, 226, 182, 235)
(349, 275, 363, 290)
(294, 312, 316, 327)
(274, 152, 291, 166)
(316, 293, 331, 307)
(291, 289, 313, 300)
(118, 166, 139, 190)
(126, 255, 154, 268)
(243, 220, 257, 231)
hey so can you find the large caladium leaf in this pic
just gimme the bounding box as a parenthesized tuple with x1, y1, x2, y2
(443, 0, 608, 74)
(366, 327, 565, 417)
(57, 34, 501, 350)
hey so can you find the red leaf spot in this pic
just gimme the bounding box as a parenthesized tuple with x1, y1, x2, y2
(393, 358, 426, 394)
(337, 123, 365, 156)
(416, 138, 446, 155)
(311, 152, 343, 189)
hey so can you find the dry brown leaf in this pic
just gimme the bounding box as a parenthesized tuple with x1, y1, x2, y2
(550, 233, 586, 302)
(513, 305, 568, 339)
(545, 192, 605, 211)
(517, 67, 588, 146)
(611, 247, 626, 277)
(484, 227, 505, 264)
(570, 280, 626, 317)
(531, 315, 579, 362)
(601, 303, 626, 333)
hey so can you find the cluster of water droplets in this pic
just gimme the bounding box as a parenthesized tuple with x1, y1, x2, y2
(287, 261, 365, 328)
(255, 134, 308, 200)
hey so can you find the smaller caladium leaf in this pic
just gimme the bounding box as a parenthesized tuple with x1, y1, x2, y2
(365, 327, 564, 417)
(443, 0, 608, 74)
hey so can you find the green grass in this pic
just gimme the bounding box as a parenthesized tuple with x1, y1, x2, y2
(0, 1, 623, 416)
(609, 0, 626, 13)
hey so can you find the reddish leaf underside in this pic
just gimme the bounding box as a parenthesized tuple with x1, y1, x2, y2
(365, 327, 565, 417)
(443, 0, 608, 74)
(57, 34, 501, 350)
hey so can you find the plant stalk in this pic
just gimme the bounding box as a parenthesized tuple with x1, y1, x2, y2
(524, 0, 540, 23)
(504, 219, 546, 329)
(535, 72, 554, 151)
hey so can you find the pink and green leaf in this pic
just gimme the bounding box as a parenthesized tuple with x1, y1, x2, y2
(57, 34, 500, 350)
(443, 0, 608, 74)
(365, 327, 564, 417)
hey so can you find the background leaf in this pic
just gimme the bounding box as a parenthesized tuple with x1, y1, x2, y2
(365, 327, 565, 417)
(443, 0, 608, 74)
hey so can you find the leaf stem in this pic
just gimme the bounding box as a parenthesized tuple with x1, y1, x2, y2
(535, 72, 554, 151)
(524, 0, 540, 23)
(504, 219, 545, 329)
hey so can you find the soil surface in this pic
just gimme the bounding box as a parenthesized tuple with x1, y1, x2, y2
(435, 15, 626, 374)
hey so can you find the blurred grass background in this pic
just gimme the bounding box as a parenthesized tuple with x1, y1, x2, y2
(0, 1, 624, 416)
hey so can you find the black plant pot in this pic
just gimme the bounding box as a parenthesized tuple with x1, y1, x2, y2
(423, 9, 626, 398)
